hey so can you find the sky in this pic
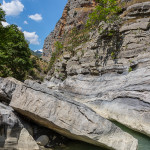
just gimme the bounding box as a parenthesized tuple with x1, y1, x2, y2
(0, 0, 68, 52)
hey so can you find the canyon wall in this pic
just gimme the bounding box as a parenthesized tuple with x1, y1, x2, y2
(42, 0, 96, 61)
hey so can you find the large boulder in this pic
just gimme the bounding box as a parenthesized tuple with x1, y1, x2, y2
(10, 80, 138, 150)
(0, 77, 21, 104)
(0, 103, 39, 150)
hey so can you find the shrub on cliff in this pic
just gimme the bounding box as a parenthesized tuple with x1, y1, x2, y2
(0, 8, 32, 81)
(86, 0, 121, 28)
(48, 41, 63, 70)
(28, 56, 48, 81)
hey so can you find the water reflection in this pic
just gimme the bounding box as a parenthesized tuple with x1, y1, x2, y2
(113, 122, 150, 150)
(55, 141, 108, 150)
(54, 122, 150, 150)
(47, 122, 150, 150)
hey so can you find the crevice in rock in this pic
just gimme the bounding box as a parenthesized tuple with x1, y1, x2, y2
(77, 107, 94, 124)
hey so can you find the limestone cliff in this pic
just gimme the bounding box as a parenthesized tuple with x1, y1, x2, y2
(42, 0, 96, 61)
(43, 0, 150, 80)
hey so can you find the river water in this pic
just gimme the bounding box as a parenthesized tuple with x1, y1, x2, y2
(55, 141, 108, 150)
(54, 122, 150, 150)
(114, 122, 150, 150)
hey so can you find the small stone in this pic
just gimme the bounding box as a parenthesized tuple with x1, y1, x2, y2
(36, 135, 49, 146)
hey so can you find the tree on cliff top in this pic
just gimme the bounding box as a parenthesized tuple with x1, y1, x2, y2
(0, 7, 5, 23)
(0, 8, 32, 81)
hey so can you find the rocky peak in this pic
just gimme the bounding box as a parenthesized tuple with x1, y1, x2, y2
(42, 0, 96, 61)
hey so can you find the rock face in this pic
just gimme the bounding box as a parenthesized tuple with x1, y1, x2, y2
(59, 65, 150, 137)
(48, 1, 150, 79)
(10, 80, 138, 150)
(42, 0, 96, 61)
(0, 103, 39, 150)
(42, 0, 150, 141)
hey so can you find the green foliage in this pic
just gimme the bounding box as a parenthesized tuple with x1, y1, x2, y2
(28, 56, 48, 81)
(48, 41, 63, 70)
(128, 67, 133, 72)
(58, 73, 66, 81)
(86, 0, 121, 28)
(55, 41, 63, 50)
(28, 69, 44, 82)
(0, 6, 5, 23)
(0, 22, 32, 80)
(111, 52, 115, 59)
(30, 56, 41, 71)
(66, 27, 90, 55)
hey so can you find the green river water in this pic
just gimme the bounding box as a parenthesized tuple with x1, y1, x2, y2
(54, 122, 150, 150)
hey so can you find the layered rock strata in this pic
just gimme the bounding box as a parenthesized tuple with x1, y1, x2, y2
(47, 1, 150, 79)
(0, 1, 150, 150)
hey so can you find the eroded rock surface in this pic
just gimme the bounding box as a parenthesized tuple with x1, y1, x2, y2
(10, 80, 138, 150)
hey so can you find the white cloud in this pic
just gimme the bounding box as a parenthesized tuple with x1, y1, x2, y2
(1, 21, 10, 27)
(24, 21, 28, 24)
(18, 26, 22, 30)
(28, 13, 42, 21)
(1, 0, 24, 16)
(23, 31, 39, 45)
(2, 21, 22, 30)
(38, 49, 43, 52)
(34, 49, 43, 52)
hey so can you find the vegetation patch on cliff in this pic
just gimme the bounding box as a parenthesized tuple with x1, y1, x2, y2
(86, 0, 121, 28)
(48, 41, 63, 71)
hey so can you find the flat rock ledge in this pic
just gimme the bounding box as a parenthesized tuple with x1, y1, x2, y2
(10, 80, 138, 150)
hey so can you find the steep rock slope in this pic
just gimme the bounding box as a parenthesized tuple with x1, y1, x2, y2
(43, 0, 96, 61)
(45, 1, 150, 79)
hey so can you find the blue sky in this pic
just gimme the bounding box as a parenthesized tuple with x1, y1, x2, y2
(0, 0, 68, 51)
